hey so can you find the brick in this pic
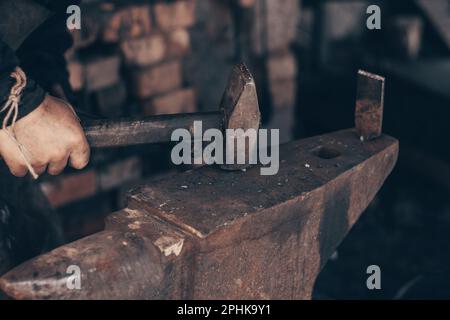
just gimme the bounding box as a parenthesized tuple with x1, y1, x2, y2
(69, 5, 106, 49)
(267, 51, 297, 82)
(67, 60, 84, 91)
(252, 0, 300, 54)
(84, 55, 121, 92)
(95, 81, 128, 117)
(120, 34, 166, 66)
(166, 29, 191, 58)
(266, 0, 299, 52)
(270, 78, 296, 110)
(142, 88, 196, 115)
(40, 170, 97, 208)
(99, 157, 142, 191)
(131, 61, 182, 98)
(120, 29, 190, 66)
(103, 5, 152, 42)
(154, 0, 196, 31)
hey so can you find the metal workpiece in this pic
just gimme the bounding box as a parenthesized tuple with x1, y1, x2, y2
(355, 70, 385, 141)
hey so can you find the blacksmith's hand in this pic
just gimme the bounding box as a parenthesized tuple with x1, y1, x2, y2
(0, 95, 90, 177)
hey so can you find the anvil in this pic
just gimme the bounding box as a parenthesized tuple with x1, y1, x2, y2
(0, 71, 398, 299)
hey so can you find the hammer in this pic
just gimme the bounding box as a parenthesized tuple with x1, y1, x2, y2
(82, 63, 261, 170)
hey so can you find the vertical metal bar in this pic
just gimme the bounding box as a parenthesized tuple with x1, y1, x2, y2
(355, 70, 385, 141)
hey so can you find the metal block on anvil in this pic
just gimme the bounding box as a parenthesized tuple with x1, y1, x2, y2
(0, 129, 398, 300)
(355, 70, 385, 141)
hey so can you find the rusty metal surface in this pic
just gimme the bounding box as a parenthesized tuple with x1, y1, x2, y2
(0, 209, 195, 300)
(0, 129, 398, 300)
(191, 132, 397, 299)
(355, 70, 385, 141)
(129, 130, 396, 241)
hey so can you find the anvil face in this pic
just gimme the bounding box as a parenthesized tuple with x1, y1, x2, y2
(0, 128, 398, 300)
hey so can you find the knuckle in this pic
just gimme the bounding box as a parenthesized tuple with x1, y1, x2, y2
(10, 166, 27, 177)
(33, 165, 47, 175)
(48, 170, 61, 176)
(70, 134, 84, 146)
(31, 159, 47, 168)
(68, 128, 86, 145)
(50, 150, 68, 162)
(48, 165, 65, 176)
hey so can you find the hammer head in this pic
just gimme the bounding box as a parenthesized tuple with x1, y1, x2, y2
(219, 63, 261, 170)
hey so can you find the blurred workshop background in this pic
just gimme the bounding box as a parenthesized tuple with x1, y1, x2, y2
(26, 0, 450, 298)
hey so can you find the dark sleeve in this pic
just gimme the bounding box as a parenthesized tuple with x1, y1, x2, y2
(16, 0, 81, 101)
(16, 14, 72, 94)
(0, 0, 81, 124)
(0, 39, 46, 124)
